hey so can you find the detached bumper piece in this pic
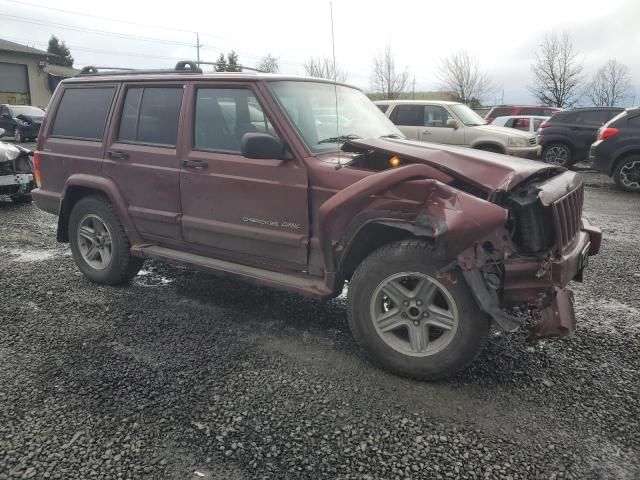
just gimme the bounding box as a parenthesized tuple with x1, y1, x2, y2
(532, 287, 576, 338)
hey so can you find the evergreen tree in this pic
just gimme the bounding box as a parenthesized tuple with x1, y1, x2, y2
(214, 53, 227, 72)
(47, 35, 74, 67)
(226, 51, 241, 72)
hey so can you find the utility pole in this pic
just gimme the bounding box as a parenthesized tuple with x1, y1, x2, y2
(412, 76, 415, 100)
(195, 32, 201, 63)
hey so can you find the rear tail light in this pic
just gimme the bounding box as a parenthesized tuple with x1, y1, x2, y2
(597, 127, 620, 141)
(33, 151, 41, 186)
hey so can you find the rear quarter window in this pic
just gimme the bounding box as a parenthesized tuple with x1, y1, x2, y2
(376, 104, 389, 113)
(50, 87, 116, 141)
(488, 107, 511, 118)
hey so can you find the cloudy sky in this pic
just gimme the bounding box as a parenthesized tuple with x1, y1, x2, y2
(2, 0, 639, 104)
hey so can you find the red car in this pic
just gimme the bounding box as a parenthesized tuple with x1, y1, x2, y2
(486, 105, 561, 124)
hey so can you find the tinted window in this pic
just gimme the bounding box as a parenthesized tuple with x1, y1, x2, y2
(194, 88, 278, 153)
(51, 87, 115, 140)
(118, 87, 183, 147)
(376, 104, 389, 113)
(519, 108, 541, 116)
(512, 118, 531, 131)
(423, 105, 451, 127)
(391, 105, 423, 126)
(533, 118, 544, 131)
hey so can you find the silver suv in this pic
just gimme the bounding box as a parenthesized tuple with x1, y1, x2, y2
(376, 100, 540, 158)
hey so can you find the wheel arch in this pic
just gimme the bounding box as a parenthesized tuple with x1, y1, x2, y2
(611, 149, 640, 176)
(57, 175, 141, 244)
(472, 142, 506, 154)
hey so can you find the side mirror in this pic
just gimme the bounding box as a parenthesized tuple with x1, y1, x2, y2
(241, 132, 285, 159)
(446, 119, 459, 129)
(0, 128, 4, 138)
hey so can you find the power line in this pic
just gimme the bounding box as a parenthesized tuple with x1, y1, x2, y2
(0, 13, 196, 47)
(4, 0, 233, 41)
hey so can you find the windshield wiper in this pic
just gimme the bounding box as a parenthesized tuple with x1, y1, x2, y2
(380, 133, 404, 139)
(317, 134, 362, 144)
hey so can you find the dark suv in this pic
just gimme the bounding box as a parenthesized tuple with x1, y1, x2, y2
(31, 61, 601, 380)
(0, 104, 45, 142)
(590, 108, 640, 192)
(537, 107, 624, 166)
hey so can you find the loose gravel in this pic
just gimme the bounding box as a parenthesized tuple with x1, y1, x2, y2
(0, 170, 638, 479)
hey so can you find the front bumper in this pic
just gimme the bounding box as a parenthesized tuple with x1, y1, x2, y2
(0, 173, 35, 196)
(508, 145, 541, 159)
(502, 222, 602, 337)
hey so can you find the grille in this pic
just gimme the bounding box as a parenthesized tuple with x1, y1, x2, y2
(528, 137, 537, 146)
(551, 184, 583, 249)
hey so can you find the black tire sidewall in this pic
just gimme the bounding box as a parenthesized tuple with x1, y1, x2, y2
(613, 156, 640, 193)
(68, 196, 140, 285)
(348, 241, 489, 380)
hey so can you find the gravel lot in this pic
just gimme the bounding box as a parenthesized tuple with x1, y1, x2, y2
(0, 159, 638, 479)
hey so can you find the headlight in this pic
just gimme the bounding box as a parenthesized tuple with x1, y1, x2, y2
(508, 137, 528, 147)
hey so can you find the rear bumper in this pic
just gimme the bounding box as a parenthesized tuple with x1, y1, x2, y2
(31, 188, 61, 215)
(589, 141, 613, 174)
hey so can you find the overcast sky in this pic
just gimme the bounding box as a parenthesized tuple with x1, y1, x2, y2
(2, 0, 639, 105)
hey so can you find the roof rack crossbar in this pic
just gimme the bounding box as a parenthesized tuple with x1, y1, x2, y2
(77, 61, 203, 76)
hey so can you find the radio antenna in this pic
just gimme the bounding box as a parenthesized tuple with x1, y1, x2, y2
(330, 1, 339, 137)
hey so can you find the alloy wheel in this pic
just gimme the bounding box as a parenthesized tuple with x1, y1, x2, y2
(544, 145, 569, 165)
(369, 272, 459, 357)
(77, 214, 113, 270)
(620, 160, 640, 190)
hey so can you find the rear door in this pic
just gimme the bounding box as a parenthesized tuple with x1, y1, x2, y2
(573, 110, 615, 157)
(179, 82, 309, 268)
(388, 104, 423, 140)
(103, 83, 185, 240)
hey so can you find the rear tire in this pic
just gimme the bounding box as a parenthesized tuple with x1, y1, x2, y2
(543, 143, 572, 166)
(613, 155, 640, 193)
(347, 240, 490, 380)
(68, 195, 143, 285)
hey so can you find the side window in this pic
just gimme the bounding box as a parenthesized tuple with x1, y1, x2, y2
(423, 106, 451, 127)
(490, 107, 511, 118)
(533, 118, 544, 131)
(194, 88, 278, 153)
(390, 105, 423, 126)
(628, 115, 640, 127)
(519, 108, 539, 115)
(117, 87, 183, 147)
(51, 87, 115, 141)
(0, 106, 9, 116)
(376, 104, 389, 114)
(512, 118, 530, 131)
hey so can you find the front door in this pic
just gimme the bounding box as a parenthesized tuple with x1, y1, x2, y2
(103, 84, 185, 240)
(420, 105, 465, 145)
(179, 83, 309, 268)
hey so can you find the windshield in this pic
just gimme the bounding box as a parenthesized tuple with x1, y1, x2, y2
(10, 106, 45, 117)
(269, 81, 402, 153)
(450, 104, 487, 126)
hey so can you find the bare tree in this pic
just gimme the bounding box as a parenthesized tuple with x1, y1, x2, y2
(435, 50, 495, 105)
(529, 32, 584, 107)
(303, 56, 348, 82)
(370, 42, 409, 100)
(257, 53, 280, 73)
(585, 59, 632, 107)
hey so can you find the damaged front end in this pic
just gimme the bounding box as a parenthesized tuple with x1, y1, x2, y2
(457, 170, 601, 338)
(0, 141, 36, 199)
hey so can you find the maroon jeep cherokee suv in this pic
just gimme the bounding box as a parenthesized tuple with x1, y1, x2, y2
(32, 61, 601, 380)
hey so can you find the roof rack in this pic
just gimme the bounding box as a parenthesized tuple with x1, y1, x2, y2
(78, 61, 202, 76)
(195, 61, 266, 73)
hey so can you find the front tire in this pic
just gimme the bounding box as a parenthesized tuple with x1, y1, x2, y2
(347, 240, 490, 380)
(543, 143, 572, 166)
(613, 155, 640, 193)
(68, 195, 143, 285)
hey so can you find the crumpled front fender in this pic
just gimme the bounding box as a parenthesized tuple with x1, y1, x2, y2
(318, 164, 508, 275)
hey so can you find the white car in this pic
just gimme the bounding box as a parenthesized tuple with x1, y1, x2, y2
(375, 100, 540, 158)
(492, 115, 550, 135)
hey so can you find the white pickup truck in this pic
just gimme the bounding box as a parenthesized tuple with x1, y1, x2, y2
(375, 100, 541, 159)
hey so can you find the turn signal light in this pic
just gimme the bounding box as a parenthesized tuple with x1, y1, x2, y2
(389, 155, 401, 168)
(597, 127, 620, 141)
(33, 151, 41, 187)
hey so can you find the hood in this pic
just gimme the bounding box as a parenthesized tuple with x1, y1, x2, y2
(346, 138, 562, 193)
(470, 123, 532, 138)
(0, 140, 21, 163)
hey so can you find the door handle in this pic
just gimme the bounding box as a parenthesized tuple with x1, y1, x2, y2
(107, 150, 129, 160)
(423, 130, 431, 135)
(182, 159, 208, 169)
